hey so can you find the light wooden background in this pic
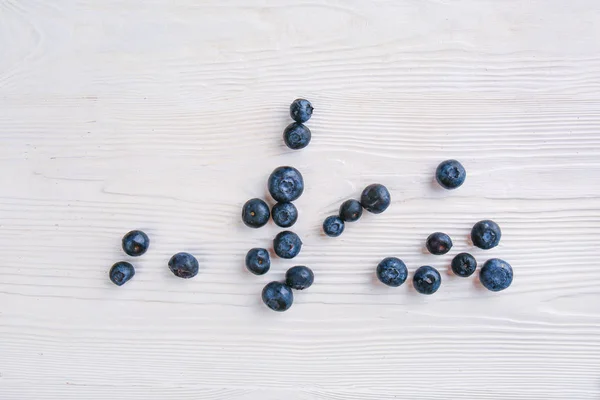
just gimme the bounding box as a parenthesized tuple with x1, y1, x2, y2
(1, 1, 599, 399)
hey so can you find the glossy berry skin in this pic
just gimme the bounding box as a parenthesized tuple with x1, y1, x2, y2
(122, 230, 150, 257)
(413, 266, 442, 295)
(272, 202, 298, 228)
(268, 166, 304, 203)
(245, 248, 271, 275)
(109, 261, 135, 286)
(480, 258, 513, 292)
(323, 215, 345, 237)
(339, 199, 363, 222)
(168, 252, 199, 279)
(451, 253, 477, 277)
(289, 98, 313, 123)
(285, 266, 314, 290)
(262, 281, 294, 312)
(376, 257, 408, 287)
(283, 122, 311, 150)
(360, 184, 391, 214)
(241, 198, 270, 228)
(436, 159, 466, 190)
(273, 231, 302, 259)
(471, 220, 502, 250)
(426, 232, 453, 255)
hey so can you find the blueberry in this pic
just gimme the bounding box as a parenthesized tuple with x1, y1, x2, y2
(285, 266, 314, 290)
(360, 184, 391, 214)
(283, 122, 311, 150)
(241, 198, 270, 228)
(376, 257, 408, 287)
(451, 253, 477, 277)
(272, 202, 298, 228)
(268, 166, 304, 203)
(262, 281, 294, 312)
(273, 231, 302, 259)
(471, 220, 502, 250)
(323, 215, 344, 237)
(168, 252, 199, 279)
(480, 258, 513, 292)
(289, 98, 313, 123)
(436, 159, 466, 190)
(339, 199, 363, 222)
(122, 230, 150, 257)
(426, 232, 453, 255)
(109, 261, 135, 286)
(245, 248, 270, 275)
(413, 266, 442, 295)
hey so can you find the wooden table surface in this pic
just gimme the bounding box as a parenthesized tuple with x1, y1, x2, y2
(1, 1, 599, 399)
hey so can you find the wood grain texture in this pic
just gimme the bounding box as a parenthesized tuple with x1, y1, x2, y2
(1, 0, 599, 399)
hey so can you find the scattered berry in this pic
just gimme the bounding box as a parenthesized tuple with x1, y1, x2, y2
(323, 215, 345, 237)
(413, 266, 442, 295)
(168, 252, 199, 279)
(480, 258, 513, 292)
(451, 253, 477, 277)
(262, 281, 294, 311)
(376, 257, 408, 287)
(339, 199, 363, 222)
(245, 248, 271, 275)
(471, 220, 501, 249)
(360, 183, 391, 214)
(241, 198, 270, 228)
(283, 122, 311, 150)
(289, 98, 313, 123)
(268, 166, 304, 203)
(272, 202, 298, 228)
(436, 159, 466, 189)
(122, 230, 150, 257)
(273, 231, 303, 259)
(285, 266, 314, 290)
(426, 232, 453, 255)
(109, 261, 135, 286)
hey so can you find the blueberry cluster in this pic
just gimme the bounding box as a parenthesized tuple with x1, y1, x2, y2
(284, 99, 313, 150)
(323, 183, 391, 237)
(109, 230, 200, 286)
(241, 99, 316, 311)
(374, 160, 513, 294)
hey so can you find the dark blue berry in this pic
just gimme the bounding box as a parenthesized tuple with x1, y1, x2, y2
(268, 166, 304, 203)
(285, 266, 314, 290)
(272, 202, 298, 228)
(376, 257, 408, 287)
(122, 230, 150, 257)
(273, 231, 302, 259)
(262, 281, 294, 312)
(413, 266, 442, 295)
(339, 199, 363, 222)
(289, 98, 313, 123)
(109, 261, 135, 286)
(323, 215, 344, 237)
(168, 252, 199, 279)
(480, 258, 513, 292)
(245, 248, 270, 275)
(426, 232, 453, 255)
(451, 253, 477, 277)
(241, 198, 270, 228)
(436, 159, 466, 190)
(360, 184, 391, 214)
(283, 122, 311, 150)
(471, 220, 501, 250)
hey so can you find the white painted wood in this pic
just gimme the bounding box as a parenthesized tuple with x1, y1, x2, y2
(1, 0, 599, 398)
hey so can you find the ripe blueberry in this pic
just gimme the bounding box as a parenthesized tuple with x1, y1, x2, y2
(339, 199, 363, 222)
(413, 266, 442, 295)
(436, 159, 466, 189)
(272, 202, 298, 228)
(323, 215, 345, 237)
(262, 281, 294, 311)
(289, 98, 313, 123)
(376, 257, 408, 287)
(122, 230, 150, 257)
(268, 166, 304, 203)
(360, 184, 391, 214)
(283, 122, 311, 150)
(273, 231, 302, 259)
(471, 220, 501, 250)
(242, 198, 270, 228)
(285, 266, 314, 290)
(426, 232, 453, 255)
(480, 258, 513, 292)
(451, 253, 477, 277)
(168, 252, 199, 279)
(245, 248, 270, 275)
(109, 261, 135, 286)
